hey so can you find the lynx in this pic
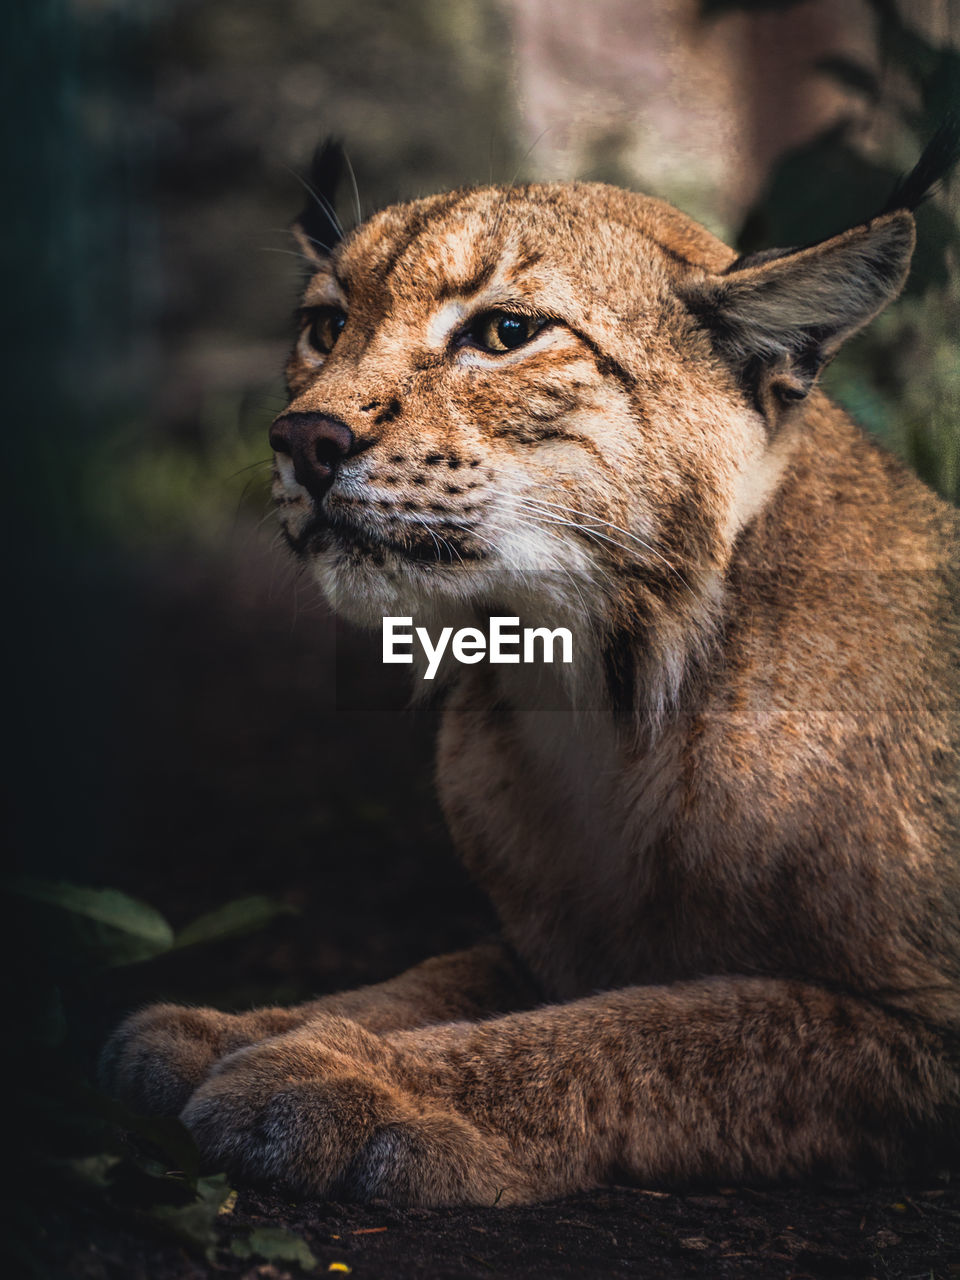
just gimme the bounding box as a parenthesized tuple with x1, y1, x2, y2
(102, 133, 960, 1206)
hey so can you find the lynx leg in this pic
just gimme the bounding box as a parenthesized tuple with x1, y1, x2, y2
(99, 941, 536, 1114)
(180, 977, 958, 1205)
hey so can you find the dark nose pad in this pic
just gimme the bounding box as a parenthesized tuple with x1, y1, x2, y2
(269, 412, 356, 498)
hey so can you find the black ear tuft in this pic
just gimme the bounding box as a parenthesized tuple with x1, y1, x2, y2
(880, 114, 960, 215)
(297, 137, 347, 255)
(726, 118, 960, 276)
(685, 213, 915, 418)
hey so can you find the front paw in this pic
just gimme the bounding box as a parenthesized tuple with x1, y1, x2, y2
(338, 1108, 520, 1207)
(180, 1025, 399, 1194)
(180, 1024, 524, 1206)
(99, 1003, 236, 1114)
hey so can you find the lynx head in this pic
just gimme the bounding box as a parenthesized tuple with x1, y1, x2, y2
(271, 139, 931, 703)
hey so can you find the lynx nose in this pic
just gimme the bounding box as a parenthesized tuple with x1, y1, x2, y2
(269, 412, 356, 498)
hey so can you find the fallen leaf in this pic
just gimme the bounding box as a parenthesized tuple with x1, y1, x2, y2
(141, 1172, 234, 1259)
(232, 1226, 318, 1272)
(219, 1190, 239, 1215)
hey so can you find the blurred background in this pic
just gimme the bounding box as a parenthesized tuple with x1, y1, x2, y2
(5, 1, 959, 1270)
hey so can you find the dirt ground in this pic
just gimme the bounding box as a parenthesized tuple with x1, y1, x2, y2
(61, 1176, 960, 1279)
(49, 530, 960, 1279)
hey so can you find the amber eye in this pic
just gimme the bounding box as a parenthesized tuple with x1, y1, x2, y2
(305, 306, 347, 354)
(469, 310, 544, 353)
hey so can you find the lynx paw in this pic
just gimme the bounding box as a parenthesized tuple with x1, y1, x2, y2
(179, 1022, 523, 1206)
(99, 1003, 239, 1114)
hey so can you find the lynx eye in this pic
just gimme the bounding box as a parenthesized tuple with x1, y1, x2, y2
(304, 306, 347, 354)
(469, 310, 544, 354)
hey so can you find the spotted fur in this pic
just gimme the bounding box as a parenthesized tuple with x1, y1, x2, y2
(101, 167, 960, 1207)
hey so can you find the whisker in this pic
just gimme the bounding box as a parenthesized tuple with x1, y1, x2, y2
(235, 475, 265, 515)
(490, 497, 654, 606)
(259, 246, 326, 270)
(431, 525, 467, 569)
(299, 230, 335, 255)
(227, 458, 274, 481)
(510, 124, 554, 186)
(509, 495, 694, 592)
(478, 512, 606, 617)
(283, 164, 345, 239)
(455, 508, 598, 619)
(419, 518, 449, 564)
(489, 126, 555, 242)
(342, 148, 363, 227)
(520, 508, 670, 590)
(266, 225, 330, 251)
(253, 506, 282, 534)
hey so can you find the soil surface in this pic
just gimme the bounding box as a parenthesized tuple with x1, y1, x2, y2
(61, 1177, 960, 1280)
(45, 532, 960, 1279)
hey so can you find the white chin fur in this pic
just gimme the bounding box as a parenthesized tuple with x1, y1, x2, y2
(311, 549, 480, 629)
(310, 545, 594, 635)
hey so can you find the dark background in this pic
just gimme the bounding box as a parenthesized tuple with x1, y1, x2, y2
(5, 2, 959, 1276)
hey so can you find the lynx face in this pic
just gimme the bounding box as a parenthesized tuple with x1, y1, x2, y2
(273, 184, 771, 639)
(272, 176, 913, 711)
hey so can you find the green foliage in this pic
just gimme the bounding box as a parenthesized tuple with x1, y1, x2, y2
(141, 1173, 236, 1259)
(11, 879, 175, 968)
(719, 0, 960, 502)
(737, 126, 960, 299)
(81, 388, 279, 550)
(7, 877, 310, 1272)
(231, 1225, 320, 1271)
(823, 284, 960, 502)
(9, 878, 295, 971)
(174, 894, 299, 950)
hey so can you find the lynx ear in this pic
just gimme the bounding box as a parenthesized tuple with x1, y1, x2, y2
(292, 138, 348, 264)
(685, 212, 915, 411)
